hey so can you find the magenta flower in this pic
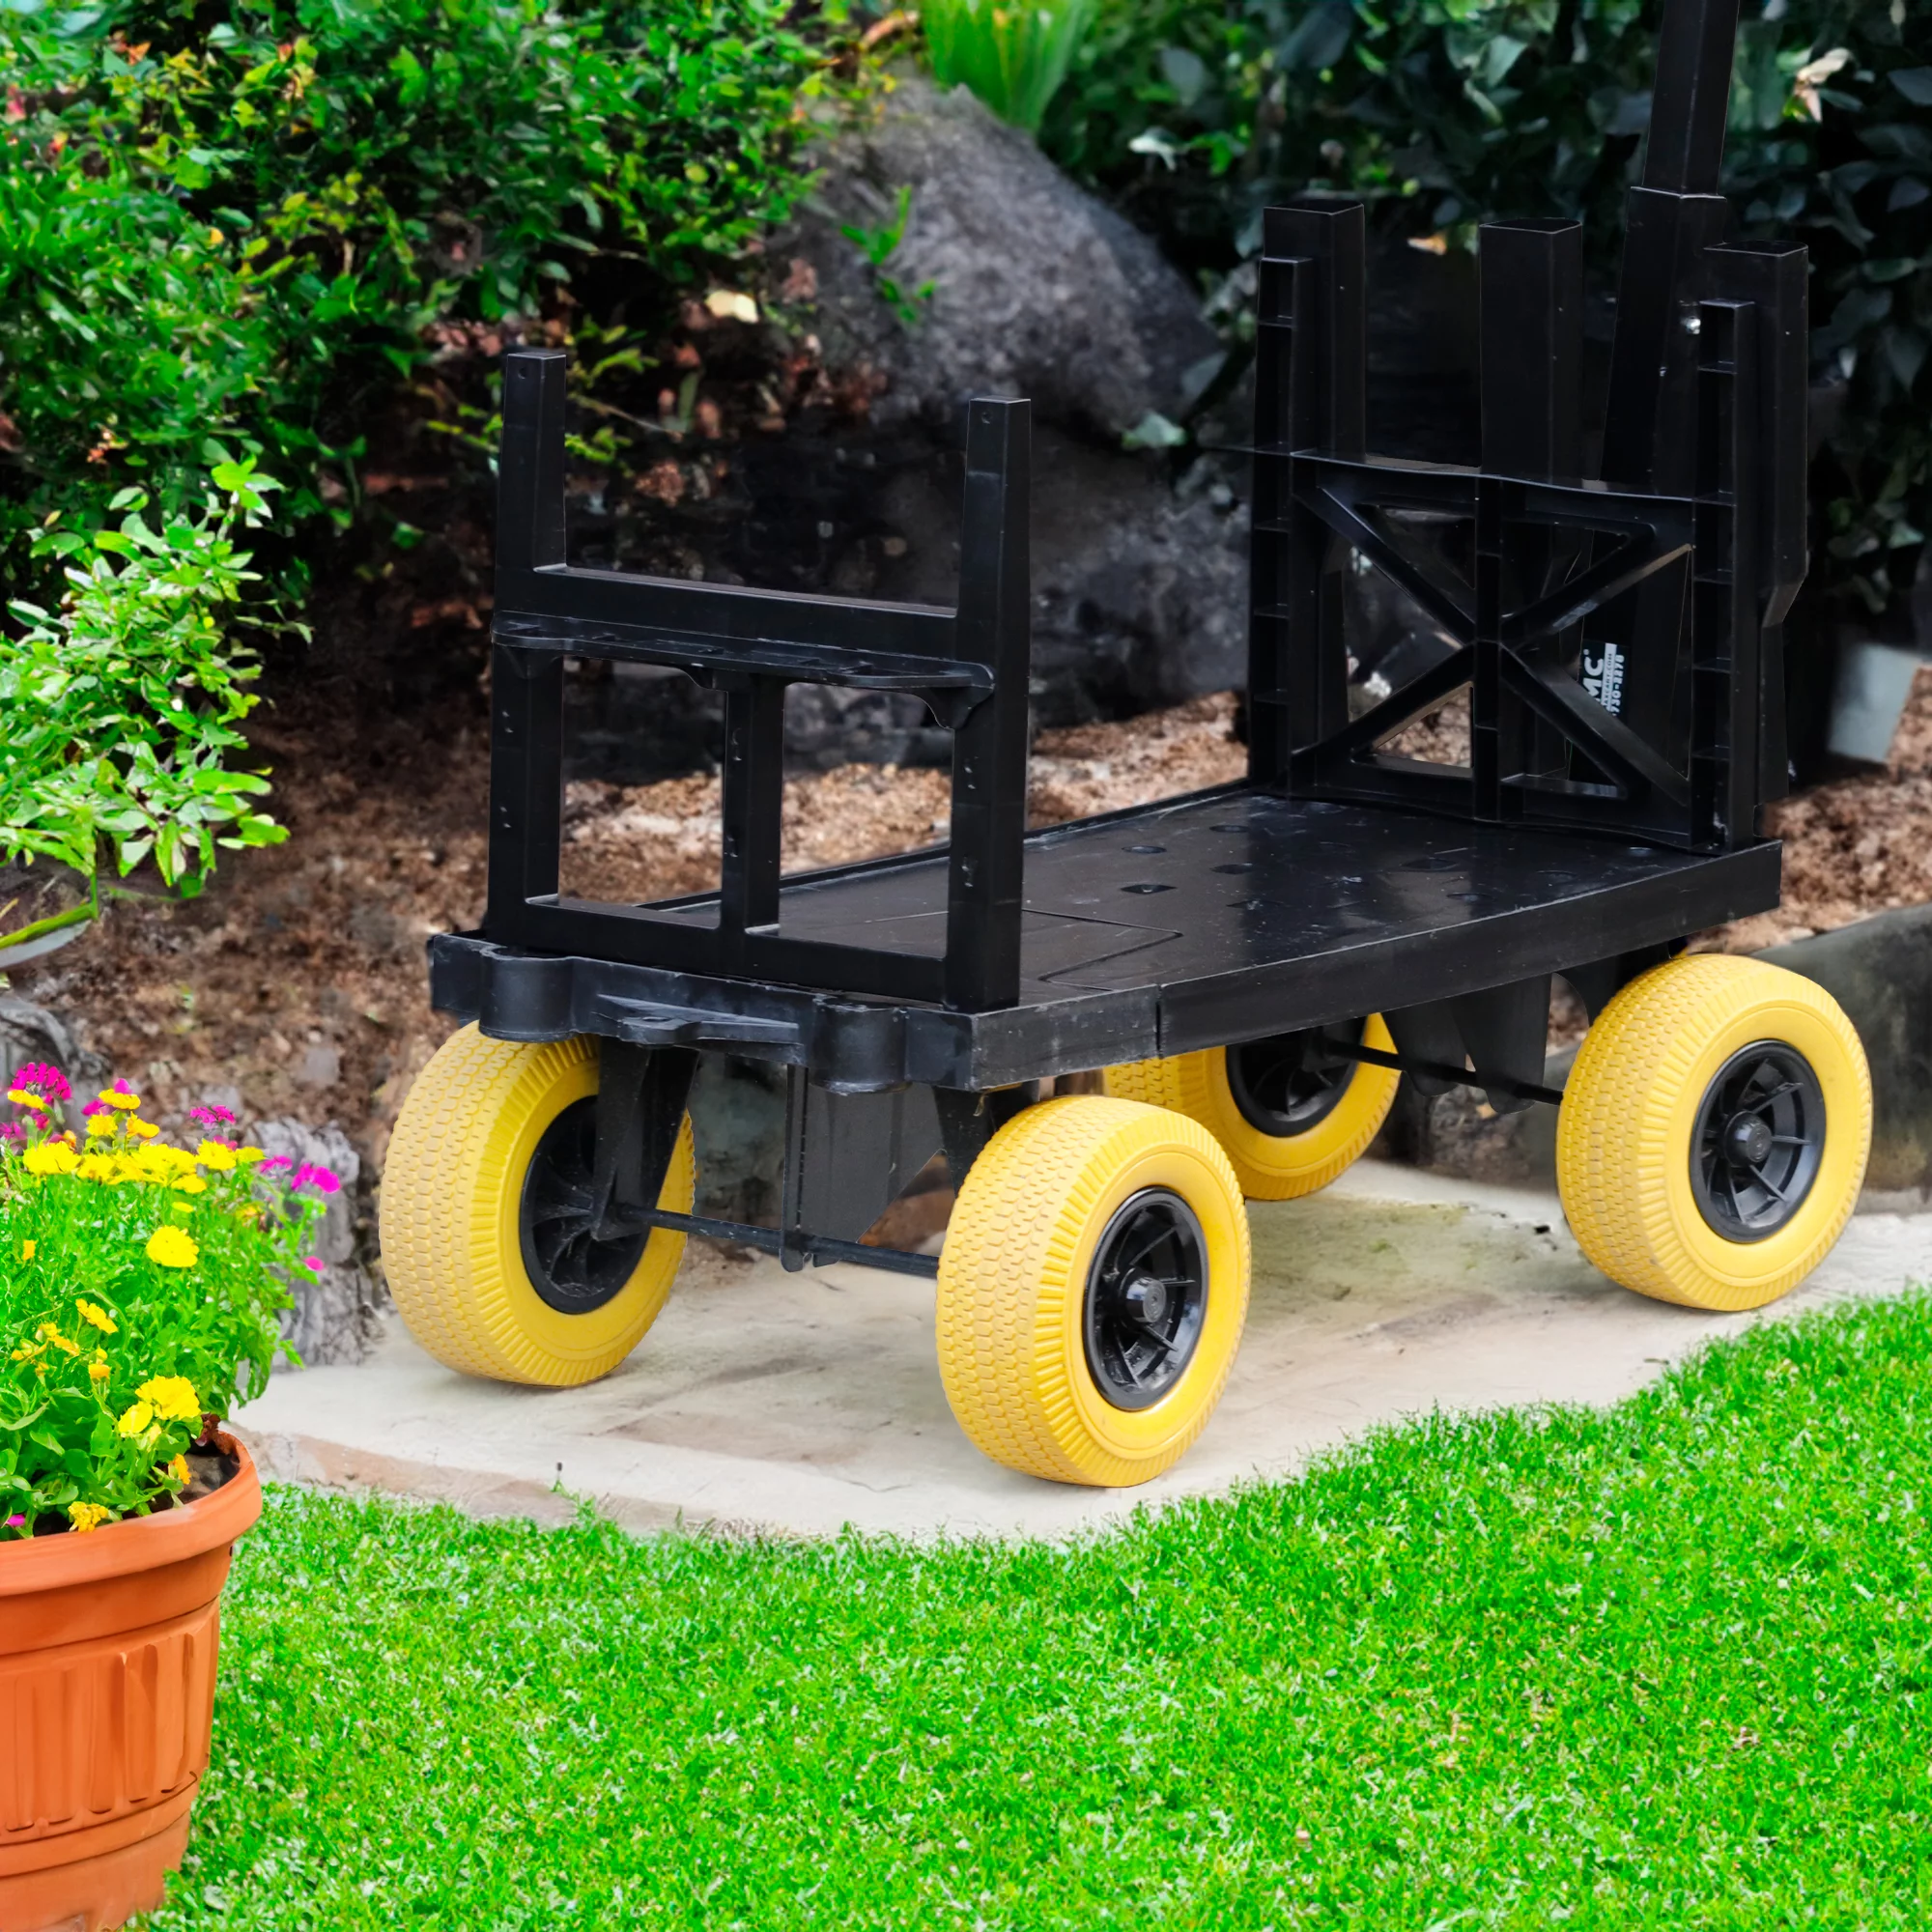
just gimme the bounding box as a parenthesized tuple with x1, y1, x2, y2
(302, 1257, 325, 1273)
(260, 1155, 293, 1174)
(188, 1104, 240, 1128)
(291, 1163, 341, 1196)
(81, 1098, 112, 1120)
(0, 1122, 22, 1147)
(3, 1514, 23, 1529)
(14, 1063, 70, 1103)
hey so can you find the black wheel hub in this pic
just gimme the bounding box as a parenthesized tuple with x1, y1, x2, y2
(1083, 1189, 1208, 1410)
(519, 1097, 649, 1312)
(1226, 1022, 1363, 1138)
(1690, 1042, 1826, 1243)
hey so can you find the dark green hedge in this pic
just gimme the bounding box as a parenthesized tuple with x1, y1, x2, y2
(1044, 0, 1932, 632)
(0, 0, 842, 572)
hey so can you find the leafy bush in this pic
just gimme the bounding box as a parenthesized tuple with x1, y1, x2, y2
(921, 0, 1097, 132)
(0, 463, 287, 945)
(0, 1068, 324, 1538)
(0, 0, 848, 565)
(1043, 0, 1932, 629)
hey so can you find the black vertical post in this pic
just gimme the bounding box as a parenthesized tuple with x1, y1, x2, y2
(944, 399, 1031, 1012)
(719, 679, 785, 958)
(487, 351, 569, 941)
(1480, 219, 1583, 485)
(1709, 241, 1807, 812)
(1254, 202, 1366, 789)
(1480, 218, 1584, 791)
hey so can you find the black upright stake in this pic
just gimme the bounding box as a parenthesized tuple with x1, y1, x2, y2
(719, 679, 785, 962)
(1480, 218, 1585, 788)
(487, 350, 570, 941)
(944, 400, 1031, 1012)
(1250, 202, 1366, 788)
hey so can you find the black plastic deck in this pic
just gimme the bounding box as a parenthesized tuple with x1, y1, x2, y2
(435, 785, 1778, 1092)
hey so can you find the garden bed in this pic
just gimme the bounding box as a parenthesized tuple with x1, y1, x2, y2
(13, 674, 1932, 1208)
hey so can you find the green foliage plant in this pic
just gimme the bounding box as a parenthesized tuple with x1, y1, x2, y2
(0, 464, 287, 949)
(0, 1068, 323, 1539)
(922, 0, 1098, 133)
(0, 0, 850, 565)
(1043, 0, 1932, 630)
(838, 183, 936, 324)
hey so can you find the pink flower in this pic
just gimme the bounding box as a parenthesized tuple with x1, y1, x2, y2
(260, 1155, 293, 1174)
(188, 1104, 239, 1129)
(14, 1062, 70, 1104)
(302, 1257, 325, 1273)
(0, 1122, 22, 1147)
(291, 1163, 341, 1195)
(3, 1514, 24, 1529)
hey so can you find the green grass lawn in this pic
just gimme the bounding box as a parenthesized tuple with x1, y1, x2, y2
(143, 1293, 1932, 1930)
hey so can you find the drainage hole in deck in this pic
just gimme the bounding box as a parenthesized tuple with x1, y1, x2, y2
(1124, 843, 1166, 854)
(1213, 862, 1254, 874)
(1122, 881, 1175, 895)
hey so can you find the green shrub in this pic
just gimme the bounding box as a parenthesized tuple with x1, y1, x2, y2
(0, 0, 848, 565)
(0, 464, 287, 946)
(0, 1068, 321, 1538)
(921, 0, 1097, 132)
(1043, 0, 1932, 628)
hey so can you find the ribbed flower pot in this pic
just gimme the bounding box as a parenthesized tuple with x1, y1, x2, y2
(0, 1435, 260, 1932)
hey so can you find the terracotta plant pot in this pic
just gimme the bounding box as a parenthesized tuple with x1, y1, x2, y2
(0, 1435, 261, 1932)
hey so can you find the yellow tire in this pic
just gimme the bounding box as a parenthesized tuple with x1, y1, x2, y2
(936, 1095, 1251, 1487)
(1103, 1015, 1401, 1200)
(381, 1023, 695, 1385)
(1557, 955, 1871, 1312)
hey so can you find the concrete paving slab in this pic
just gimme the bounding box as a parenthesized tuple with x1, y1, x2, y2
(234, 1162, 1932, 1543)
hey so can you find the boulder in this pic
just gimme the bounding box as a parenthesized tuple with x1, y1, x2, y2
(0, 994, 109, 1133)
(795, 71, 1221, 441)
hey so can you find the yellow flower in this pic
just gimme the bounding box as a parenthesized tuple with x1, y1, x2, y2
(137, 1376, 202, 1422)
(6, 1087, 47, 1110)
(68, 1502, 110, 1533)
(235, 1146, 266, 1164)
(17, 1239, 33, 1263)
(86, 1114, 117, 1138)
(22, 1142, 79, 1177)
(168, 1453, 191, 1484)
(89, 1359, 110, 1383)
(197, 1140, 237, 1172)
(128, 1118, 160, 1140)
(76, 1298, 117, 1334)
(170, 1174, 209, 1195)
(116, 1400, 155, 1436)
(99, 1087, 141, 1111)
(144, 1225, 200, 1269)
(77, 1152, 117, 1182)
(37, 1324, 79, 1358)
(9, 1341, 41, 1363)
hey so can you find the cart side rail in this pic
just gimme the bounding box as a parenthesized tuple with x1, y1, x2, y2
(485, 350, 1031, 1012)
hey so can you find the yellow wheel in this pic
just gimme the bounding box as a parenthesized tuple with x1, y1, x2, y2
(1557, 955, 1871, 1312)
(936, 1095, 1251, 1487)
(1103, 1015, 1401, 1201)
(380, 1023, 695, 1385)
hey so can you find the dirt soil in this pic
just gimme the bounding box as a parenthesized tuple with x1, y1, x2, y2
(4, 693, 1246, 1186)
(10, 672, 1932, 1197)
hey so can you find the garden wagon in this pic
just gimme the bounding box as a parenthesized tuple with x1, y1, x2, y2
(382, 0, 1872, 1488)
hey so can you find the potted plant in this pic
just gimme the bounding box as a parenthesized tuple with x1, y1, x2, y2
(0, 1065, 327, 1932)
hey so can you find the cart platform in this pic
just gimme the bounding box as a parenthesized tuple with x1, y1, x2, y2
(433, 786, 1780, 1094)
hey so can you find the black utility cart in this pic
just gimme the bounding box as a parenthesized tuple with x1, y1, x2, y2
(383, 0, 1871, 1487)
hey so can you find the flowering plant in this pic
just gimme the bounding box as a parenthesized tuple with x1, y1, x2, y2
(0, 1065, 330, 1538)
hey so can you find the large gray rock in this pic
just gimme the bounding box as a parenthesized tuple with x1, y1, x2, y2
(0, 993, 109, 1134)
(796, 72, 1221, 440)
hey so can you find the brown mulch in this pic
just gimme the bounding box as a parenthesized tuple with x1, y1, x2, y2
(11, 674, 1931, 1182)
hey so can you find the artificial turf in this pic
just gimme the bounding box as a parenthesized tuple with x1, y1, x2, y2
(141, 1291, 1932, 1930)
